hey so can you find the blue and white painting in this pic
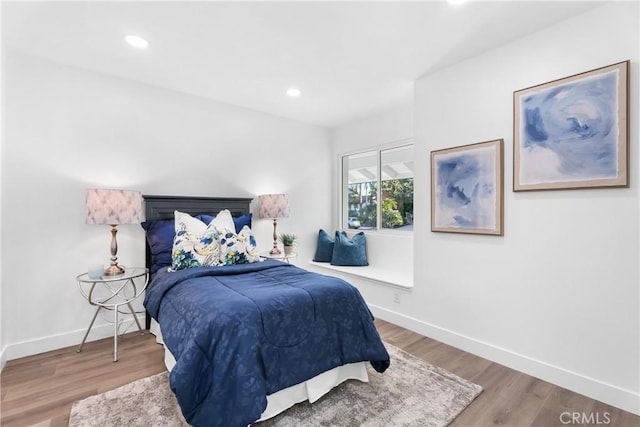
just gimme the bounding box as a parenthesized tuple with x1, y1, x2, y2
(433, 142, 500, 233)
(518, 68, 620, 186)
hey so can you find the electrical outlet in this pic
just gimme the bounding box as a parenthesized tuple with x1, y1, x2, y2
(393, 292, 401, 304)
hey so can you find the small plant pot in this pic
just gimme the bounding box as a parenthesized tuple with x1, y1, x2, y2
(283, 245, 294, 256)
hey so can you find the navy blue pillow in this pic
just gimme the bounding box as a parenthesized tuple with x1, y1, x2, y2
(233, 213, 253, 232)
(140, 219, 174, 276)
(330, 230, 368, 266)
(197, 213, 252, 233)
(313, 229, 334, 262)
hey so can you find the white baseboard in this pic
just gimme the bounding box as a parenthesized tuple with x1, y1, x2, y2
(369, 304, 640, 416)
(0, 345, 7, 370)
(0, 315, 145, 368)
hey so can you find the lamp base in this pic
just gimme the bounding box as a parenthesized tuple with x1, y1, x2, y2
(103, 264, 125, 276)
(270, 218, 281, 255)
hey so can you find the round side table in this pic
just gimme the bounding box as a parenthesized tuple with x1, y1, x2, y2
(261, 251, 298, 264)
(76, 267, 149, 362)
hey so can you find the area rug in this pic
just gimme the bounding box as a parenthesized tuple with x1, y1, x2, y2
(69, 343, 482, 427)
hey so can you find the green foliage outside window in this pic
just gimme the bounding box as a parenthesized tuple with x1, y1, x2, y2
(382, 199, 403, 228)
(351, 178, 413, 229)
(382, 178, 413, 228)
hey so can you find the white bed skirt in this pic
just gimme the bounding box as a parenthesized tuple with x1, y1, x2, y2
(149, 319, 368, 422)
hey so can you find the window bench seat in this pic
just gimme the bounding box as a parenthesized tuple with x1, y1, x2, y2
(308, 261, 413, 290)
(306, 231, 413, 290)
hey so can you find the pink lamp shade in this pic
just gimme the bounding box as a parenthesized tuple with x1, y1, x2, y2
(258, 194, 290, 219)
(85, 189, 143, 225)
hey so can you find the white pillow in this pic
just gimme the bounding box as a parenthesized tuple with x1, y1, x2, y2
(219, 225, 262, 265)
(172, 211, 221, 270)
(174, 210, 207, 233)
(210, 209, 236, 233)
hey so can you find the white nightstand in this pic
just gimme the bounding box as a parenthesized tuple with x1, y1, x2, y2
(76, 267, 149, 362)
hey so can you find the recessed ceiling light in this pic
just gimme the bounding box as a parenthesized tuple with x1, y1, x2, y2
(286, 88, 302, 97)
(125, 34, 149, 49)
(448, 0, 469, 4)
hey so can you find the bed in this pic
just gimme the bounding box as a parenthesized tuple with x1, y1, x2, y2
(141, 195, 390, 427)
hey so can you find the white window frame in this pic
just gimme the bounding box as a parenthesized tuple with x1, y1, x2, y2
(339, 139, 414, 234)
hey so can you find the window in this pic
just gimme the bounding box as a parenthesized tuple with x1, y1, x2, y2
(342, 144, 414, 231)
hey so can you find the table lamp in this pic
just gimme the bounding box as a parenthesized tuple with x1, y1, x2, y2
(85, 189, 143, 276)
(258, 194, 290, 255)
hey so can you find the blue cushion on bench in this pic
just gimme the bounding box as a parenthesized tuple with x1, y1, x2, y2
(331, 230, 368, 266)
(313, 229, 334, 262)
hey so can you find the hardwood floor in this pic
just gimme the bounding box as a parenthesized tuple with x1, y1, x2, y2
(0, 332, 166, 427)
(1, 320, 638, 427)
(375, 320, 639, 427)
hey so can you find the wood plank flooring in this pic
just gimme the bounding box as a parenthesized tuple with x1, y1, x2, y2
(1, 320, 638, 427)
(376, 320, 639, 427)
(0, 332, 166, 427)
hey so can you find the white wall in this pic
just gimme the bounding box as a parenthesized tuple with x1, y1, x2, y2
(331, 104, 413, 154)
(1, 51, 332, 364)
(336, 2, 639, 415)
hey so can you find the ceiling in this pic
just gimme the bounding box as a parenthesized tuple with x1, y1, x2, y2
(2, 1, 607, 128)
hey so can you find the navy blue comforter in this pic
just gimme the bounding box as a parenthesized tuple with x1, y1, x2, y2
(144, 259, 390, 427)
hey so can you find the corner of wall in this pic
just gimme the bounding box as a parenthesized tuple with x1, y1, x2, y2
(0, 2, 5, 375)
(0, 346, 7, 371)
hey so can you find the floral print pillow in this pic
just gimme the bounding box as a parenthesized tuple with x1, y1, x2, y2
(172, 211, 222, 270)
(219, 226, 262, 266)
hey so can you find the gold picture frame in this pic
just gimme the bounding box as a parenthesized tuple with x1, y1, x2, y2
(513, 61, 629, 191)
(431, 139, 503, 236)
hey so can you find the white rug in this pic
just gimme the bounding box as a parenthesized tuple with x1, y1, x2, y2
(69, 343, 482, 427)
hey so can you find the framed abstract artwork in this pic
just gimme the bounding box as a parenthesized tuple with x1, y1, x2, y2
(514, 61, 629, 191)
(431, 139, 503, 236)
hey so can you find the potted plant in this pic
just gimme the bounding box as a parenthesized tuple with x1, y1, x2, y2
(278, 233, 297, 256)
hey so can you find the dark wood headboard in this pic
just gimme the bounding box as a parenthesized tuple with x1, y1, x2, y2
(144, 195, 252, 221)
(142, 195, 253, 327)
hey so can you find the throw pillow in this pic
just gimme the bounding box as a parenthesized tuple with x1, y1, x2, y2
(313, 229, 335, 262)
(210, 209, 235, 233)
(330, 230, 368, 266)
(219, 225, 262, 265)
(172, 211, 221, 270)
